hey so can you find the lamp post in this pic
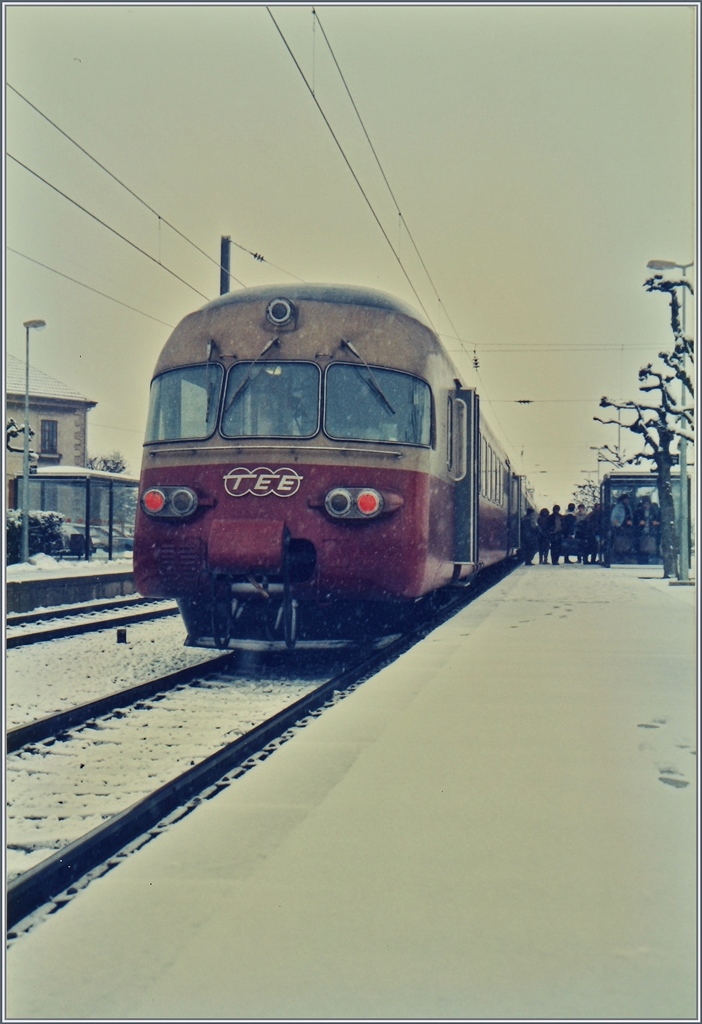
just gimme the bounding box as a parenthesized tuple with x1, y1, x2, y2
(646, 259, 694, 581)
(21, 319, 47, 563)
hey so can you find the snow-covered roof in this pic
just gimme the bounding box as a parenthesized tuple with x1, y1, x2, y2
(5, 354, 96, 406)
(601, 468, 680, 479)
(28, 465, 139, 483)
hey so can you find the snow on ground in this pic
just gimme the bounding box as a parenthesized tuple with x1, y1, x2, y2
(6, 552, 133, 580)
(5, 564, 698, 1020)
(5, 616, 225, 728)
(5, 612, 351, 880)
(6, 670, 323, 880)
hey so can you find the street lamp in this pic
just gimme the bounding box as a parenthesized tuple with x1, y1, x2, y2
(21, 319, 47, 563)
(646, 259, 694, 581)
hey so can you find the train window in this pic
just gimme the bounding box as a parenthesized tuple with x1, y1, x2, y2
(145, 363, 223, 442)
(221, 361, 321, 438)
(447, 395, 467, 478)
(324, 364, 431, 446)
(446, 396, 453, 472)
(480, 436, 486, 496)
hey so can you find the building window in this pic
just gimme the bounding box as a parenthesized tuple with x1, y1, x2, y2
(41, 420, 58, 454)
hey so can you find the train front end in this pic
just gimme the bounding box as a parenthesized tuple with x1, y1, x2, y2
(133, 285, 456, 649)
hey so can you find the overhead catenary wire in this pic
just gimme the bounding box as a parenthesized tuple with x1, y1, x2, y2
(267, 6, 437, 330)
(311, 9, 465, 349)
(271, 10, 499, 384)
(453, 347, 660, 354)
(8, 153, 212, 302)
(7, 82, 305, 287)
(7, 248, 176, 329)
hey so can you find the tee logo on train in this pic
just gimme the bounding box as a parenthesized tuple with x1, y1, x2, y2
(223, 467, 303, 498)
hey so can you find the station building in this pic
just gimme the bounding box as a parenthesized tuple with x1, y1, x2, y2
(5, 353, 97, 506)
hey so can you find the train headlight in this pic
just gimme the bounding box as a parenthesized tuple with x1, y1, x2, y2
(142, 488, 167, 514)
(170, 488, 198, 516)
(356, 489, 382, 516)
(325, 488, 352, 517)
(266, 297, 295, 327)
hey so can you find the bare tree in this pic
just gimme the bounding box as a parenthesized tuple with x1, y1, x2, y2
(87, 450, 128, 474)
(595, 273, 694, 578)
(572, 477, 599, 510)
(6, 418, 35, 456)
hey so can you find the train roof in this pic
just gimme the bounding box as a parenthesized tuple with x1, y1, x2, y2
(198, 283, 433, 331)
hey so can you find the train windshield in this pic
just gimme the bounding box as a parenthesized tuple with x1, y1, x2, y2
(221, 361, 321, 438)
(145, 364, 223, 441)
(325, 364, 431, 445)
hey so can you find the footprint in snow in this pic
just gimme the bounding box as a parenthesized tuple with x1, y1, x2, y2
(659, 776, 689, 788)
(658, 767, 689, 788)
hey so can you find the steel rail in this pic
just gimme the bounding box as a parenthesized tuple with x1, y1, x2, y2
(7, 596, 172, 628)
(6, 652, 238, 754)
(6, 604, 179, 649)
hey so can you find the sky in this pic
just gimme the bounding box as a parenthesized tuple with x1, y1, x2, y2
(3, 2, 697, 509)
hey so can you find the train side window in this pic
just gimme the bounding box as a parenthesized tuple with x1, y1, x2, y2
(480, 436, 486, 496)
(325, 364, 431, 446)
(447, 396, 467, 479)
(221, 361, 321, 438)
(145, 363, 223, 442)
(447, 396, 453, 472)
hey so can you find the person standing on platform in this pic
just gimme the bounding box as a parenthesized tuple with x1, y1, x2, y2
(574, 504, 588, 562)
(520, 508, 539, 565)
(537, 508, 551, 564)
(561, 502, 578, 563)
(634, 495, 661, 564)
(581, 505, 600, 563)
(610, 493, 634, 562)
(548, 504, 563, 564)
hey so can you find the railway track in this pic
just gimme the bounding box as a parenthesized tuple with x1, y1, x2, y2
(8, 594, 161, 627)
(6, 598, 178, 648)
(6, 560, 515, 936)
(6, 652, 238, 753)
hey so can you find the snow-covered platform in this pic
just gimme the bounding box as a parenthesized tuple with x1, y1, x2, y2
(6, 564, 697, 1020)
(6, 554, 136, 613)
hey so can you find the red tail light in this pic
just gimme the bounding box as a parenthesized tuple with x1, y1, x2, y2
(356, 490, 381, 516)
(143, 488, 166, 513)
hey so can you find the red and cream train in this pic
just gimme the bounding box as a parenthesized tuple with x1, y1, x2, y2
(133, 284, 528, 649)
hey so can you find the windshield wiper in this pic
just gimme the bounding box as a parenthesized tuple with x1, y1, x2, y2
(224, 336, 280, 414)
(341, 339, 396, 416)
(204, 339, 219, 423)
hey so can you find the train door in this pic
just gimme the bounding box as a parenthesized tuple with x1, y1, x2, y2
(449, 387, 479, 569)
